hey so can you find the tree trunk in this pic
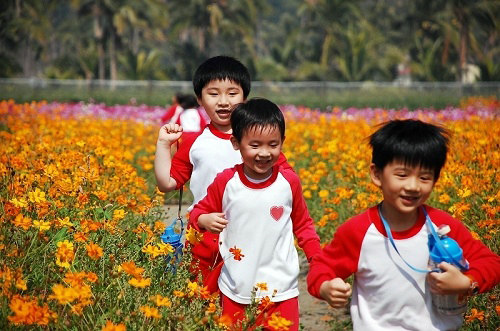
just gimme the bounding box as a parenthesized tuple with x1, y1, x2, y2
(109, 33, 117, 90)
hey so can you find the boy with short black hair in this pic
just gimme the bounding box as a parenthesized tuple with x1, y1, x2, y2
(190, 98, 321, 330)
(154, 56, 291, 281)
(307, 119, 500, 331)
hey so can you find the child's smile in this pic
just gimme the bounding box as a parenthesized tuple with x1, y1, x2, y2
(371, 161, 435, 228)
(231, 125, 284, 180)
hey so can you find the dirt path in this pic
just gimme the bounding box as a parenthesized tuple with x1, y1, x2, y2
(298, 257, 350, 331)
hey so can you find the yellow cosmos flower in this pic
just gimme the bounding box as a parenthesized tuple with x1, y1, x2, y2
(33, 220, 51, 232)
(28, 188, 46, 203)
(256, 282, 268, 291)
(128, 277, 151, 288)
(113, 209, 126, 221)
(267, 312, 293, 331)
(139, 305, 161, 319)
(10, 197, 28, 208)
(303, 190, 312, 199)
(150, 294, 172, 307)
(318, 189, 329, 198)
(185, 227, 203, 245)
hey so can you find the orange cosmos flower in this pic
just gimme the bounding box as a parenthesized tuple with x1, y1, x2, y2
(48, 284, 78, 305)
(8, 295, 56, 326)
(120, 261, 144, 278)
(495, 305, 500, 316)
(102, 320, 126, 331)
(229, 246, 244, 261)
(12, 214, 32, 230)
(139, 305, 161, 319)
(55, 240, 75, 268)
(4, 201, 21, 216)
(267, 312, 293, 331)
(205, 302, 217, 315)
(86, 242, 104, 260)
(128, 277, 151, 288)
(258, 296, 274, 312)
(465, 308, 485, 322)
(73, 231, 88, 242)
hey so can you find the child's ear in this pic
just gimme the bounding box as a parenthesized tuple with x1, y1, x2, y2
(370, 163, 382, 187)
(196, 96, 202, 106)
(230, 136, 240, 151)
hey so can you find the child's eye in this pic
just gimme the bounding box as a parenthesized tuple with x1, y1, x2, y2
(420, 176, 432, 181)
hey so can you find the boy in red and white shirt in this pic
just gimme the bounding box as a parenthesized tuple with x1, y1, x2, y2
(190, 98, 322, 330)
(307, 119, 500, 330)
(154, 56, 291, 281)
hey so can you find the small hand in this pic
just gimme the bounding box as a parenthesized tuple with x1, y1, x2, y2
(158, 123, 183, 145)
(198, 213, 229, 234)
(319, 278, 352, 308)
(427, 262, 470, 295)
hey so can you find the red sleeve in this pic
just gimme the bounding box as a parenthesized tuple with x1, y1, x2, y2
(307, 211, 370, 299)
(426, 206, 500, 293)
(280, 168, 321, 261)
(170, 133, 199, 189)
(277, 152, 294, 171)
(161, 105, 177, 123)
(189, 168, 236, 231)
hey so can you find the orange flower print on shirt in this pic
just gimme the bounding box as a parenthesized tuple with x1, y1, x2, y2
(229, 246, 244, 261)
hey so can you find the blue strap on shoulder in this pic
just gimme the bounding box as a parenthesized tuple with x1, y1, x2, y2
(378, 204, 469, 274)
(378, 205, 430, 273)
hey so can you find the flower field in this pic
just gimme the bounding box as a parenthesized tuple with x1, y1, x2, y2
(0, 97, 499, 330)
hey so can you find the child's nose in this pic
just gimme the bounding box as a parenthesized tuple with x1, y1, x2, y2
(218, 94, 229, 105)
(405, 177, 420, 191)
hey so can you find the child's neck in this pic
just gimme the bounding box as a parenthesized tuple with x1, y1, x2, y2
(211, 122, 232, 134)
(379, 202, 419, 232)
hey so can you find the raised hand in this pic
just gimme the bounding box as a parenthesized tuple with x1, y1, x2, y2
(158, 123, 183, 146)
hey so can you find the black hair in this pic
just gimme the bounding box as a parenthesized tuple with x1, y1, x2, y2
(193, 55, 251, 99)
(369, 119, 450, 180)
(231, 98, 285, 142)
(178, 94, 198, 109)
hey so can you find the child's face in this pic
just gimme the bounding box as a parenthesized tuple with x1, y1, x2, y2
(370, 161, 436, 218)
(231, 125, 284, 180)
(198, 79, 245, 132)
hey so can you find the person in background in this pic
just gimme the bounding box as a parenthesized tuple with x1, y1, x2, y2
(161, 92, 183, 124)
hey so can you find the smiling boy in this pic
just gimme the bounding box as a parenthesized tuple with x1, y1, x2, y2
(307, 119, 500, 331)
(189, 98, 321, 330)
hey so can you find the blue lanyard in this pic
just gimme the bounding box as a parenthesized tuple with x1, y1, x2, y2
(378, 205, 468, 274)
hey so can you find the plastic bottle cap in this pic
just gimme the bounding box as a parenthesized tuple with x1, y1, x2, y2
(437, 225, 451, 236)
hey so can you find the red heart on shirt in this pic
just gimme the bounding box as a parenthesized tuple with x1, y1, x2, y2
(270, 206, 284, 221)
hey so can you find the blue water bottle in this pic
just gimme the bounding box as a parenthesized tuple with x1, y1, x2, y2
(428, 225, 469, 315)
(161, 217, 184, 272)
